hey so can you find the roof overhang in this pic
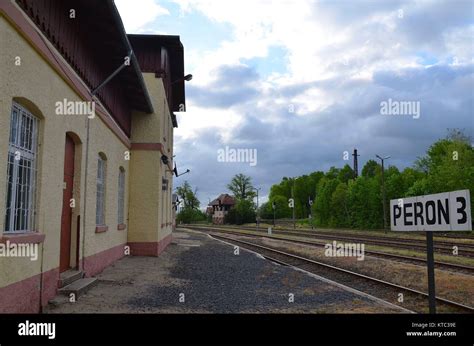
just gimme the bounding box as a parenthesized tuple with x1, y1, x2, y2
(127, 34, 186, 112)
(108, 0, 154, 114)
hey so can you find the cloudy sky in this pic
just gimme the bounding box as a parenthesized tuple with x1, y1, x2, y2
(116, 0, 473, 206)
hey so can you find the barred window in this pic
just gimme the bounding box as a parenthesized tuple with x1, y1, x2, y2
(4, 102, 39, 233)
(117, 167, 125, 224)
(96, 153, 107, 225)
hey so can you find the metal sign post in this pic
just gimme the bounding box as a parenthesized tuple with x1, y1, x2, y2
(425, 231, 436, 314)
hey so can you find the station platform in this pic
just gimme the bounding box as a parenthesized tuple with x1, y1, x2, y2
(45, 228, 405, 313)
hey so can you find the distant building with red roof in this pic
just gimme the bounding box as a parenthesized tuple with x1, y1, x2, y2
(207, 194, 236, 224)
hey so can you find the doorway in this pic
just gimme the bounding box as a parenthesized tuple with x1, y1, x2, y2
(59, 134, 75, 273)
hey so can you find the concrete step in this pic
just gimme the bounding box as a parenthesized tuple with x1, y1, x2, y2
(58, 278, 98, 297)
(58, 269, 83, 288)
(48, 295, 70, 307)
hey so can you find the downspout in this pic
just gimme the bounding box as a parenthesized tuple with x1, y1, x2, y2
(39, 229, 45, 313)
(81, 117, 90, 275)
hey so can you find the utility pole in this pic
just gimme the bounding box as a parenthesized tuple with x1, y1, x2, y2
(352, 149, 360, 177)
(376, 154, 390, 233)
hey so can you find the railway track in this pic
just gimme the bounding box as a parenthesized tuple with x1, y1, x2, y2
(187, 224, 474, 257)
(208, 233, 474, 314)
(233, 224, 474, 250)
(259, 219, 474, 240)
(185, 225, 474, 275)
(291, 229, 474, 250)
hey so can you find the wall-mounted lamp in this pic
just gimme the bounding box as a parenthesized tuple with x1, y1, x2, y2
(169, 162, 190, 177)
(172, 163, 191, 178)
(176, 169, 190, 177)
(171, 74, 193, 85)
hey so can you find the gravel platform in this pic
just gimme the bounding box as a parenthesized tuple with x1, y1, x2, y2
(45, 228, 404, 313)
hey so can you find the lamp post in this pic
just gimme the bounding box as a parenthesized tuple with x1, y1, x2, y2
(376, 154, 390, 232)
(291, 186, 296, 230)
(272, 201, 276, 226)
(252, 187, 261, 230)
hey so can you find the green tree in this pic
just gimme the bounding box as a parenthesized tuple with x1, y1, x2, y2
(337, 164, 356, 183)
(269, 177, 293, 200)
(347, 176, 382, 229)
(400, 168, 425, 194)
(312, 177, 339, 226)
(330, 182, 350, 227)
(258, 202, 272, 219)
(176, 181, 200, 210)
(259, 130, 473, 231)
(266, 195, 292, 219)
(227, 173, 256, 200)
(385, 166, 404, 201)
(411, 132, 474, 214)
(175, 181, 206, 223)
(225, 199, 256, 225)
(226, 174, 257, 224)
(294, 175, 313, 218)
(361, 160, 380, 178)
(308, 171, 325, 196)
(325, 166, 340, 180)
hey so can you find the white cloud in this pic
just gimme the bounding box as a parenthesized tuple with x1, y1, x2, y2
(115, 0, 170, 33)
(444, 25, 474, 65)
(172, 0, 422, 130)
(175, 103, 243, 142)
(117, 0, 473, 203)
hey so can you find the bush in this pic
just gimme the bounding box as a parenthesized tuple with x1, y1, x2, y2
(224, 208, 237, 224)
(225, 199, 256, 225)
(176, 208, 207, 224)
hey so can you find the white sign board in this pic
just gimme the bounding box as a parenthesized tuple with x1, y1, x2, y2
(390, 189, 472, 231)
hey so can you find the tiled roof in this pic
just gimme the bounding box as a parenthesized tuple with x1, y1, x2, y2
(209, 194, 235, 206)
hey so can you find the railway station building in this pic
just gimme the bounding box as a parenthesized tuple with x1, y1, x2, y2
(0, 0, 187, 312)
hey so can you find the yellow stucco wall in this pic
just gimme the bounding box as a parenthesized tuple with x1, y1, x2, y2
(1, 2, 178, 291)
(129, 73, 174, 244)
(128, 150, 160, 243)
(0, 12, 129, 287)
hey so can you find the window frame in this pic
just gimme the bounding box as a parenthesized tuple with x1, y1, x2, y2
(4, 102, 39, 233)
(117, 167, 125, 226)
(96, 153, 107, 226)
